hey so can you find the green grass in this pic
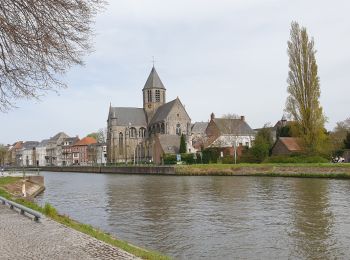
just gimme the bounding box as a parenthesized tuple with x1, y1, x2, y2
(0, 177, 170, 260)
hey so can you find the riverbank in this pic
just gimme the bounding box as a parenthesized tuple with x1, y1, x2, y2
(0, 177, 170, 260)
(175, 163, 350, 178)
(39, 164, 350, 178)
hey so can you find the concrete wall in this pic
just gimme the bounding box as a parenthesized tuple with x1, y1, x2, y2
(40, 166, 176, 175)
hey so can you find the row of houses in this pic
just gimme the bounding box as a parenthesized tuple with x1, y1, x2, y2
(4, 133, 107, 167)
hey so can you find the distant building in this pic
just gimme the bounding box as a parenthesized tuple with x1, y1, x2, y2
(20, 141, 40, 166)
(72, 137, 97, 165)
(271, 137, 303, 156)
(205, 113, 255, 154)
(60, 137, 80, 166)
(36, 139, 49, 166)
(46, 132, 70, 166)
(107, 66, 192, 164)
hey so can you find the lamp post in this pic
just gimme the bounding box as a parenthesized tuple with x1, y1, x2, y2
(233, 139, 237, 165)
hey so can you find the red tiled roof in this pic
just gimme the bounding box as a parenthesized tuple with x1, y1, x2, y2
(74, 137, 96, 146)
(13, 141, 23, 149)
(279, 137, 302, 151)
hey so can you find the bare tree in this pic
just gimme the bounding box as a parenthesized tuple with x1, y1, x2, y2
(0, 0, 105, 111)
(222, 113, 240, 119)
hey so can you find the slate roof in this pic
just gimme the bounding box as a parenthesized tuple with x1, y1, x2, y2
(213, 118, 255, 136)
(143, 67, 166, 90)
(61, 137, 79, 146)
(110, 107, 147, 126)
(192, 122, 208, 134)
(149, 99, 177, 124)
(279, 137, 302, 152)
(22, 141, 40, 149)
(37, 139, 49, 147)
(159, 135, 180, 154)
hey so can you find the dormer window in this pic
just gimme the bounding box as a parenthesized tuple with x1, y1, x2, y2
(176, 124, 181, 135)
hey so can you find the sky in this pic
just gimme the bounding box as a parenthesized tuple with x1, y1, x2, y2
(1, 0, 349, 144)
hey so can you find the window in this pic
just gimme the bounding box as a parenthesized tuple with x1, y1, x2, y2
(130, 127, 137, 138)
(147, 90, 152, 102)
(245, 142, 249, 147)
(176, 124, 181, 135)
(155, 90, 160, 102)
(119, 132, 123, 155)
(139, 128, 146, 138)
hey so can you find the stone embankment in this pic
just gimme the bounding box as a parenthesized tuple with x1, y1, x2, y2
(1, 175, 45, 198)
(0, 203, 140, 260)
(41, 166, 176, 174)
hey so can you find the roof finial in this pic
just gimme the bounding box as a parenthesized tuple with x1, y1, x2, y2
(152, 56, 156, 68)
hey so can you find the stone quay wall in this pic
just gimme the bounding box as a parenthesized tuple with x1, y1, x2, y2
(40, 166, 176, 175)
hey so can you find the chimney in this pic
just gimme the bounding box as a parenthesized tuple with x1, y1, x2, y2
(240, 116, 245, 121)
(210, 112, 215, 120)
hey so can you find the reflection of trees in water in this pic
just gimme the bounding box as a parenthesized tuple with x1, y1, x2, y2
(291, 179, 334, 259)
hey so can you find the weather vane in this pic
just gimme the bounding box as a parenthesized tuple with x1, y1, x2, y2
(152, 56, 157, 67)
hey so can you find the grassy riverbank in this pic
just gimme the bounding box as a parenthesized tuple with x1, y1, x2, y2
(175, 163, 350, 178)
(0, 177, 170, 260)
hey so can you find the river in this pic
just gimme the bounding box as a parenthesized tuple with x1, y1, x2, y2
(36, 172, 350, 259)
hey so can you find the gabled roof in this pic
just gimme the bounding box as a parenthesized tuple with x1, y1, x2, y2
(143, 67, 166, 90)
(109, 107, 147, 126)
(49, 132, 69, 142)
(192, 122, 208, 134)
(12, 141, 23, 150)
(149, 99, 177, 124)
(278, 137, 302, 152)
(158, 135, 180, 154)
(61, 137, 79, 146)
(213, 118, 255, 136)
(74, 137, 97, 146)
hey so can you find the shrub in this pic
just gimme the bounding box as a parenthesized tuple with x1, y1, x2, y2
(163, 154, 177, 165)
(43, 203, 58, 217)
(264, 155, 329, 164)
(180, 153, 195, 164)
(202, 148, 221, 164)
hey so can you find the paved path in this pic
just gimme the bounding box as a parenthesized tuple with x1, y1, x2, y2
(0, 204, 140, 260)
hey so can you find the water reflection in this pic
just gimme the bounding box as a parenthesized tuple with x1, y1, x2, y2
(37, 173, 350, 259)
(290, 179, 335, 259)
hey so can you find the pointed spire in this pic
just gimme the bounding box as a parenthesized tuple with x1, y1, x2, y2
(143, 67, 166, 90)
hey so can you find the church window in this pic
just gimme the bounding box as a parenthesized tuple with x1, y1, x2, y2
(176, 124, 181, 135)
(139, 128, 146, 138)
(160, 123, 165, 134)
(119, 132, 123, 155)
(163, 92, 165, 102)
(148, 90, 152, 102)
(155, 90, 160, 102)
(130, 127, 137, 138)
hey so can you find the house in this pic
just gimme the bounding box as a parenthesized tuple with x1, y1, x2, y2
(21, 141, 40, 166)
(271, 137, 303, 156)
(205, 113, 256, 157)
(8, 141, 23, 166)
(107, 66, 192, 164)
(36, 139, 49, 166)
(72, 137, 97, 165)
(60, 137, 79, 166)
(46, 132, 69, 166)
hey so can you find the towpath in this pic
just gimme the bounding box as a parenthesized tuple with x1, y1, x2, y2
(0, 204, 140, 260)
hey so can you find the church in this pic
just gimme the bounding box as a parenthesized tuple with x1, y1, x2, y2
(107, 66, 192, 164)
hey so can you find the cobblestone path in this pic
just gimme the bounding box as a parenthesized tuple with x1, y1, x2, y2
(0, 204, 141, 260)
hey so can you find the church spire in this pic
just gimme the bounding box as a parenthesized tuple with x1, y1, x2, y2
(143, 66, 166, 90)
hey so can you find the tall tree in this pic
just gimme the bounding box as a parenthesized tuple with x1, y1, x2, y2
(344, 132, 350, 149)
(285, 21, 326, 153)
(179, 134, 187, 154)
(0, 0, 104, 111)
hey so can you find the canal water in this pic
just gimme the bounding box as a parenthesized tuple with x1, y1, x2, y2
(36, 172, 350, 259)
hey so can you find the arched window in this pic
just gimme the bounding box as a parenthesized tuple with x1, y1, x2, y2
(155, 90, 160, 102)
(118, 132, 123, 155)
(139, 128, 146, 138)
(176, 124, 181, 135)
(162, 92, 165, 102)
(130, 127, 137, 138)
(160, 123, 165, 134)
(148, 90, 152, 102)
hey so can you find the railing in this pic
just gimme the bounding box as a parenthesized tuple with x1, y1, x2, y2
(0, 196, 42, 222)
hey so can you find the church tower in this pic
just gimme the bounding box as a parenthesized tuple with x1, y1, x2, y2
(143, 66, 166, 122)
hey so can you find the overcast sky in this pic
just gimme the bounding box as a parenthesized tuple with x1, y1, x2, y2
(1, 0, 349, 144)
